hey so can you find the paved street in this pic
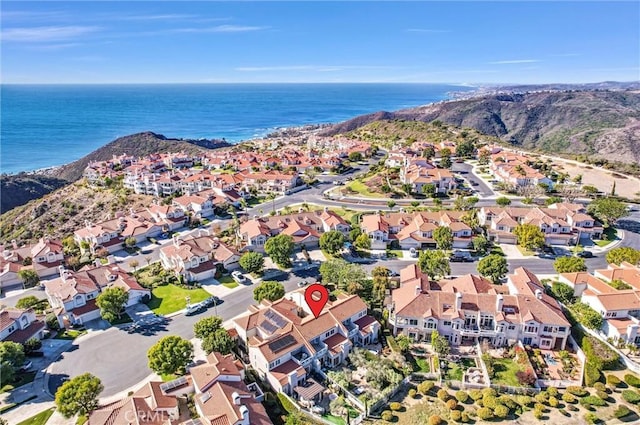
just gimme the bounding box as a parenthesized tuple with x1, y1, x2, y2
(47, 265, 318, 398)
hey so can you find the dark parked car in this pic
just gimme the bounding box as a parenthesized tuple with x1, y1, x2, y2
(203, 296, 219, 307)
(577, 251, 594, 258)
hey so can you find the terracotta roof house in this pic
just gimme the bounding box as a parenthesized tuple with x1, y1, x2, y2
(160, 231, 240, 281)
(0, 307, 46, 344)
(390, 265, 571, 350)
(233, 290, 379, 395)
(478, 205, 602, 246)
(0, 238, 65, 288)
(238, 210, 349, 252)
(560, 262, 640, 345)
(45, 264, 149, 328)
(359, 211, 473, 250)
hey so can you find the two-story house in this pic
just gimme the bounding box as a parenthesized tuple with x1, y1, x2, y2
(0, 238, 65, 288)
(233, 291, 379, 396)
(159, 231, 241, 281)
(0, 307, 46, 344)
(389, 265, 571, 350)
(45, 264, 149, 328)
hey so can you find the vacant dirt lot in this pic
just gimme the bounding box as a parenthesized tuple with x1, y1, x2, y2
(553, 161, 640, 200)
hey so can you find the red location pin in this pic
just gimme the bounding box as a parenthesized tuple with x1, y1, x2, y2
(304, 283, 329, 319)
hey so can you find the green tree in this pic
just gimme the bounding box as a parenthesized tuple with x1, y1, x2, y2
(349, 227, 362, 242)
(454, 196, 479, 211)
(193, 316, 223, 339)
(201, 328, 234, 355)
(572, 303, 603, 330)
(422, 183, 437, 198)
(472, 235, 490, 254)
(264, 234, 294, 268)
(606, 247, 640, 266)
(550, 282, 575, 304)
(17, 269, 40, 289)
(433, 226, 453, 251)
(456, 139, 475, 158)
(55, 373, 103, 418)
(96, 287, 129, 322)
(319, 230, 345, 256)
(431, 330, 450, 357)
(24, 337, 42, 354)
(15, 295, 42, 310)
(319, 259, 367, 291)
(477, 254, 508, 284)
(0, 341, 25, 385)
(396, 334, 412, 353)
(124, 237, 137, 248)
(239, 252, 265, 274)
(514, 223, 546, 251)
(253, 280, 285, 302)
(554, 257, 587, 273)
(588, 198, 629, 227)
(478, 149, 491, 165)
(147, 336, 194, 376)
(402, 183, 413, 195)
(387, 200, 397, 211)
(439, 148, 452, 168)
(422, 146, 435, 160)
(348, 152, 363, 162)
(354, 233, 372, 251)
(496, 196, 512, 207)
(372, 266, 390, 308)
(418, 250, 451, 280)
(583, 185, 599, 196)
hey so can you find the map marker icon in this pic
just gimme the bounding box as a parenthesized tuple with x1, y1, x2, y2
(304, 283, 329, 319)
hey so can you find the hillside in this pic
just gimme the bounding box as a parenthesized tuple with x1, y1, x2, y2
(323, 90, 640, 164)
(0, 132, 231, 213)
(0, 182, 155, 244)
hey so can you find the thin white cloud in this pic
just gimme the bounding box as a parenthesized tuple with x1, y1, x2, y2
(25, 42, 83, 50)
(235, 65, 399, 72)
(551, 53, 582, 57)
(489, 59, 541, 64)
(1, 25, 101, 42)
(120, 14, 199, 21)
(406, 29, 450, 33)
(175, 25, 267, 33)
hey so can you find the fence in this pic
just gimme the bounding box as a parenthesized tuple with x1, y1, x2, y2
(279, 391, 365, 425)
(369, 376, 411, 415)
(317, 369, 366, 411)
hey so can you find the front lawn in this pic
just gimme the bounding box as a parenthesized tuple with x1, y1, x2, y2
(595, 227, 618, 247)
(491, 357, 525, 387)
(217, 275, 239, 289)
(108, 313, 133, 326)
(346, 180, 379, 198)
(516, 245, 536, 256)
(146, 284, 210, 315)
(54, 329, 86, 340)
(16, 407, 55, 425)
(1, 371, 37, 393)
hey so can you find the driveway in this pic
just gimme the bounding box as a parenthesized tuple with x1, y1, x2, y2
(452, 162, 494, 197)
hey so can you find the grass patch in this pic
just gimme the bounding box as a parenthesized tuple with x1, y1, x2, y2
(322, 415, 346, 425)
(147, 284, 210, 315)
(76, 415, 88, 425)
(217, 275, 239, 289)
(491, 357, 525, 387)
(595, 227, 618, 247)
(16, 407, 56, 425)
(346, 180, 379, 198)
(160, 373, 178, 382)
(54, 329, 86, 340)
(415, 357, 431, 373)
(445, 362, 464, 381)
(387, 249, 403, 258)
(1, 371, 37, 393)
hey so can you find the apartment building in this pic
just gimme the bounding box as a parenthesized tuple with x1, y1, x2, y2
(560, 262, 640, 345)
(489, 152, 553, 188)
(159, 232, 241, 281)
(0, 237, 65, 288)
(389, 265, 570, 350)
(360, 211, 473, 250)
(45, 264, 149, 328)
(401, 163, 456, 195)
(478, 204, 602, 245)
(238, 210, 350, 252)
(233, 291, 379, 395)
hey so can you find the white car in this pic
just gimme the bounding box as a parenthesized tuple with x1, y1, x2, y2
(231, 271, 247, 283)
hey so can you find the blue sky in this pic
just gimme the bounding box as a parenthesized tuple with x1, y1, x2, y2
(2, 1, 639, 84)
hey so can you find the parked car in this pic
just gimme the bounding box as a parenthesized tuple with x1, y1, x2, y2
(409, 248, 419, 258)
(185, 303, 205, 316)
(298, 280, 309, 287)
(577, 250, 594, 258)
(203, 296, 219, 307)
(231, 271, 248, 284)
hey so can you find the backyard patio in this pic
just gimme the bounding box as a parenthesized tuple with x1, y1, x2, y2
(528, 348, 582, 382)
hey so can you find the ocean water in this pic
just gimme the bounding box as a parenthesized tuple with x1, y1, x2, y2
(0, 83, 473, 174)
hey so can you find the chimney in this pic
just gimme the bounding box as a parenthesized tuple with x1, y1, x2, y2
(172, 234, 180, 246)
(496, 294, 504, 312)
(415, 285, 421, 296)
(535, 289, 543, 300)
(455, 292, 462, 311)
(11, 240, 17, 249)
(94, 258, 102, 268)
(239, 405, 249, 425)
(232, 391, 241, 405)
(58, 265, 66, 279)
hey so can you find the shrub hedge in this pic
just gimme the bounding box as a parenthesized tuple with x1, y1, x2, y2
(622, 390, 640, 404)
(614, 405, 632, 419)
(625, 374, 640, 388)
